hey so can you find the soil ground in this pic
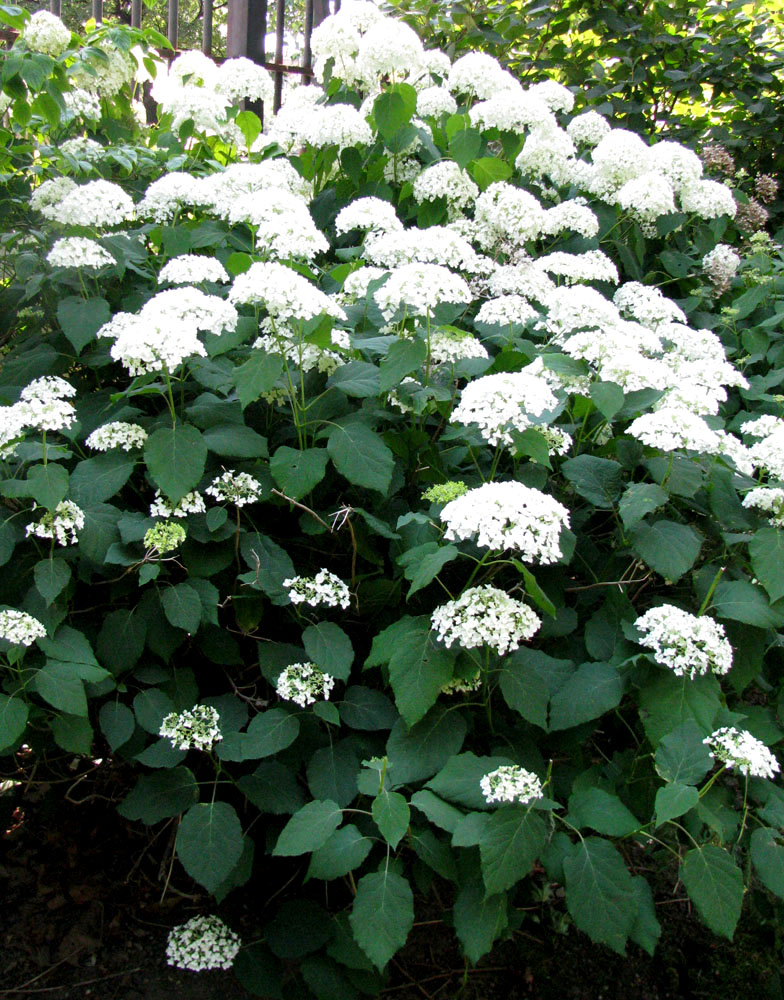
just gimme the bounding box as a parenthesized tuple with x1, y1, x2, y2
(2, 754, 781, 1000)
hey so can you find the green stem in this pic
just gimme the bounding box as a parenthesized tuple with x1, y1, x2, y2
(162, 364, 177, 427)
(697, 565, 725, 616)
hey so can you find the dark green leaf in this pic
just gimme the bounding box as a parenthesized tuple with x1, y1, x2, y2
(386, 706, 467, 785)
(0, 695, 28, 750)
(749, 527, 784, 604)
(562, 455, 623, 508)
(161, 582, 202, 634)
(34, 557, 71, 606)
(98, 701, 135, 751)
(379, 337, 427, 393)
(144, 424, 207, 504)
(619, 483, 668, 530)
(57, 296, 110, 354)
(372, 790, 410, 848)
(568, 788, 639, 836)
(273, 799, 342, 856)
(27, 463, 68, 510)
(453, 878, 508, 964)
(751, 828, 784, 900)
(629, 520, 702, 581)
(328, 422, 394, 494)
(682, 845, 743, 939)
(350, 870, 414, 969)
(118, 767, 198, 824)
(32, 663, 86, 716)
(397, 542, 459, 599)
(202, 424, 268, 458)
(176, 801, 244, 894)
(479, 806, 547, 895)
(654, 782, 699, 826)
(234, 351, 284, 409)
(549, 661, 624, 731)
(69, 452, 135, 506)
(303, 622, 353, 681)
(270, 446, 328, 499)
(563, 838, 638, 954)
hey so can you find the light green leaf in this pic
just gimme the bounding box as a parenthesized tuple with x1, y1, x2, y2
(177, 801, 244, 894)
(161, 582, 202, 633)
(302, 622, 353, 681)
(34, 558, 71, 606)
(307, 824, 373, 881)
(51, 714, 93, 754)
(629, 520, 702, 581)
(468, 157, 512, 190)
(563, 837, 638, 954)
(144, 424, 207, 504)
(0, 695, 28, 750)
(449, 127, 482, 169)
(479, 806, 547, 896)
(98, 701, 135, 751)
(712, 579, 784, 628)
(654, 720, 713, 785)
(202, 424, 268, 458)
(117, 767, 198, 824)
(654, 782, 699, 826)
(751, 827, 784, 900)
(397, 542, 459, 599)
(327, 422, 394, 494)
(499, 649, 575, 731)
(619, 483, 668, 530)
(639, 673, 721, 744)
(379, 338, 427, 393)
(350, 870, 414, 969)
(562, 455, 623, 508)
(453, 879, 508, 965)
(549, 661, 624, 731)
(682, 845, 743, 939)
(27, 462, 69, 510)
(236, 109, 261, 147)
(568, 788, 640, 836)
(373, 84, 417, 141)
(234, 351, 284, 409)
(375, 616, 454, 726)
(629, 876, 661, 956)
(273, 799, 342, 856)
(69, 452, 135, 506)
(270, 446, 328, 500)
(386, 706, 467, 785)
(590, 381, 625, 421)
(57, 295, 110, 354)
(372, 790, 410, 848)
(328, 361, 381, 398)
(33, 663, 87, 716)
(426, 752, 513, 810)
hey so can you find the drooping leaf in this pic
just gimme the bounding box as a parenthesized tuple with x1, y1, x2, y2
(453, 878, 508, 965)
(479, 806, 547, 896)
(57, 295, 111, 354)
(273, 799, 343, 856)
(549, 661, 624, 731)
(350, 870, 414, 970)
(34, 558, 71, 606)
(161, 582, 202, 634)
(397, 543, 459, 599)
(681, 845, 743, 939)
(233, 351, 283, 409)
(118, 767, 199, 824)
(562, 455, 623, 508)
(379, 338, 427, 393)
(0, 695, 28, 750)
(327, 422, 395, 494)
(563, 838, 638, 955)
(654, 782, 699, 827)
(712, 580, 784, 628)
(176, 801, 244, 894)
(307, 824, 373, 881)
(302, 622, 353, 681)
(144, 424, 207, 504)
(568, 788, 640, 837)
(372, 790, 410, 848)
(750, 827, 784, 900)
(629, 520, 702, 581)
(619, 483, 668, 530)
(98, 701, 135, 751)
(386, 706, 467, 785)
(270, 446, 328, 500)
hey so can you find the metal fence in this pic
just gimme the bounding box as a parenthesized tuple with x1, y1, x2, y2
(46, 0, 337, 111)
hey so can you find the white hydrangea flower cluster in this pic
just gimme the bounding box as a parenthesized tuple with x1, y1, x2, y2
(30, 177, 77, 215)
(412, 162, 479, 218)
(431, 585, 541, 654)
(744, 417, 784, 482)
(417, 86, 457, 118)
(373, 263, 471, 319)
(567, 110, 611, 146)
(480, 765, 543, 806)
(451, 371, 557, 447)
(36, 179, 135, 228)
(703, 727, 780, 779)
(680, 179, 736, 219)
(429, 329, 488, 365)
(62, 90, 102, 122)
(253, 323, 345, 376)
(136, 172, 202, 224)
(98, 287, 237, 376)
(226, 190, 329, 261)
(627, 408, 722, 454)
(71, 40, 135, 96)
(335, 197, 402, 235)
(26, 500, 85, 547)
(86, 421, 147, 452)
(47, 237, 115, 270)
(230, 262, 346, 323)
(159, 255, 230, 285)
(15, 376, 76, 433)
(150, 490, 206, 519)
(283, 569, 351, 609)
(214, 56, 274, 105)
(702, 244, 741, 294)
(515, 124, 575, 186)
(166, 915, 241, 972)
(447, 52, 518, 99)
(160, 704, 222, 751)
(0, 609, 47, 646)
(535, 250, 618, 285)
(614, 282, 687, 328)
(22, 10, 71, 56)
(634, 605, 732, 679)
(205, 471, 264, 507)
(742, 487, 784, 528)
(440, 481, 570, 563)
(59, 136, 105, 164)
(276, 662, 336, 707)
(468, 90, 553, 133)
(473, 182, 546, 249)
(198, 161, 312, 219)
(364, 226, 490, 274)
(144, 521, 187, 555)
(475, 295, 539, 328)
(0, 406, 26, 460)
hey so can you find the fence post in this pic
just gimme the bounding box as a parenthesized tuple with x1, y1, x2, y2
(49, 0, 61, 16)
(226, 0, 268, 65)
(92, 0, 103, 23)
(131, 0, 142, 29)
(202, 0, 214, 55)
(167, 0, 179, 50)
(272, 0, 285, 111)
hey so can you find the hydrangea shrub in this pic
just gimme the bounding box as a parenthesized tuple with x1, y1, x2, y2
(1, 1, 784, 988)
